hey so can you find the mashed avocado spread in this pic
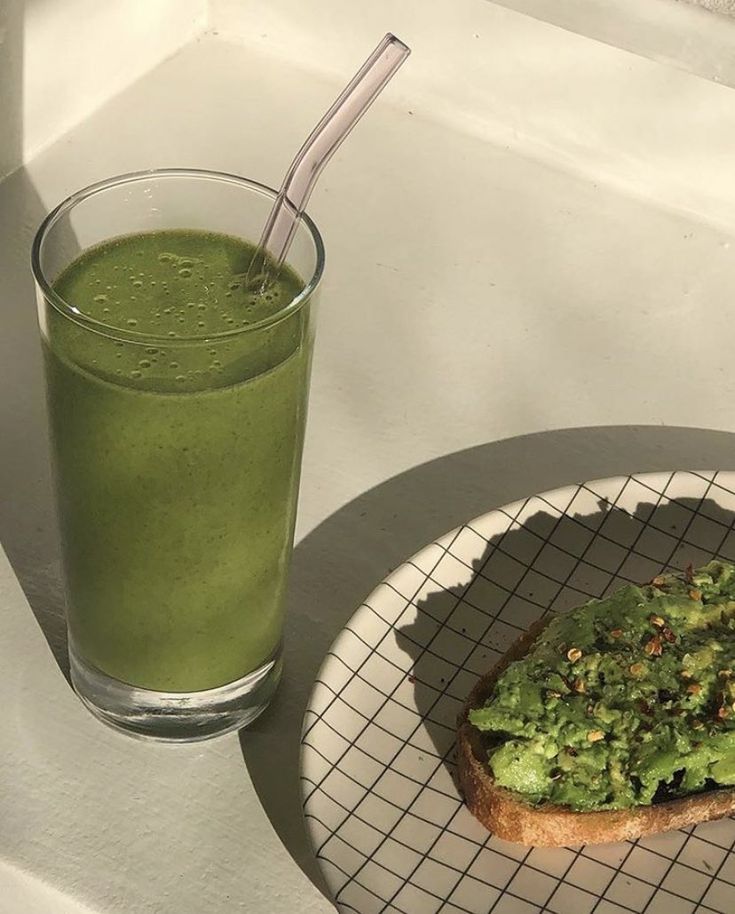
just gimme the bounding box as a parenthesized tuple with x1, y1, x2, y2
(468, 561, 735, 811)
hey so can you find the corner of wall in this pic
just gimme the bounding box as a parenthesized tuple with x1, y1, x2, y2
(21, 0, 209, 164)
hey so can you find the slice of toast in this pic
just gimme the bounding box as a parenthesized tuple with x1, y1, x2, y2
(456, 616, 735, 847)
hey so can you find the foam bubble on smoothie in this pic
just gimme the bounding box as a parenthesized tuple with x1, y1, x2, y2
(54, 229, 304, 352)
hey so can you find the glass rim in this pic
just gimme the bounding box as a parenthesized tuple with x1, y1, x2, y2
(31, 168, 325, 344)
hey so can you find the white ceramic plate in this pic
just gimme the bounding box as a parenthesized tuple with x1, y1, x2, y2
(301, 471, 735, 914)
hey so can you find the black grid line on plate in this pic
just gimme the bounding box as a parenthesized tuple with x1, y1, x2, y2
(490, 500, 660, 577)
(575, 818, 735, 877)
(308, 782, 612, 914)
(316, 483, 600, 904)
(324, 520, 636, 904)
(316, 832, 482, 914)
(308, 798, 533, 914)
(489, 472, 676, 914)
(693, 827, 735, 913)
(303, 525, 479, 890)
(304, 779, 473, 886)
(632, 471, 735, 534)
(302, 522, 468, 807)
(370, 484, 590, 914)
(369, 567, 538, 665)
(305, 539, 476, 735)
(490, 482, 735, 586)
(322, 492, 730, 698)
(315, 810, 562, 914)
(407, 526, 697, 636)
(467, 506, 726, 600)
(367, 595, 516, 677)
(304, 569, 525, 801)
(585, 472, 723, 914)
(331, 900, 362, 914)
(318, 854, 416, 914)
(528, 483, 735, 576)
(301, 515, 489, 748)
(305, 681, 453, 769)
(409, 558, 598, 621)
(343, 615, 482, 709)
(325, 492, 548, 910)
(303, 471, 735, 914)
(476, 476, 642, 914)
(302, 726, 735, 907)
(638, 485, 735, 914)
(349, 601, 433, 666)
(303, 769, 533, 893)
(691, 471, 729, 490)
(540, 472, 680, 914)
(408, 541, 620, 607)
(314, 650, 453, 737)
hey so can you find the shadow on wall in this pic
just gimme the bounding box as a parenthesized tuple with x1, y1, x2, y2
(397, 491, 735, 808)
(0, 0, 23, 180)
(0, 0, 65, 676)
(239, 426, 735, 896)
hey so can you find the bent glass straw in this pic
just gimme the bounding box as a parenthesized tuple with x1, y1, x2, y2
(246, 33, 410, 286)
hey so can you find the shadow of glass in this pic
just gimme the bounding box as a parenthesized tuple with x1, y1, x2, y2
(0, 165, 68, 678)
(0, 0, 70, 678)
(0, 1, 23, 179)
(396, 492, 735, 804)
(238, 426, 735, 895)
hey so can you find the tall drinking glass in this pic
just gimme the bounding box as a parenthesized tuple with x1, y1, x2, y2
(32, 169, 323, 741)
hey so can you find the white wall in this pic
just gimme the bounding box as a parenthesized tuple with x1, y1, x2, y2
(209, 0, 735, 232)
(490, 0, 735, 88)
(6, 0, 735, 232)
(0, 0, 208, 179)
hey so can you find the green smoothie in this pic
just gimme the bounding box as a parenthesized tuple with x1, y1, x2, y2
(44, 229, 311, 692)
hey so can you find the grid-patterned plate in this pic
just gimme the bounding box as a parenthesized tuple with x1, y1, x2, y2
(300, 471, 735, 914)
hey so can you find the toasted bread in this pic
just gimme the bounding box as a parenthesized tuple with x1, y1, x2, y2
(456, 615, 735, 846)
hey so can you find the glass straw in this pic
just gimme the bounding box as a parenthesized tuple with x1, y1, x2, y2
(246, 33, 410, 287)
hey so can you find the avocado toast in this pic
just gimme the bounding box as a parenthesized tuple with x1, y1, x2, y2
(457, 560, 735, 846)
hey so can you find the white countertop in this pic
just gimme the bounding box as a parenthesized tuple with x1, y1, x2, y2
(3, 23, 735, 914)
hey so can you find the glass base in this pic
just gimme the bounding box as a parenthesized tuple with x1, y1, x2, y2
(69, 641, 282, 742)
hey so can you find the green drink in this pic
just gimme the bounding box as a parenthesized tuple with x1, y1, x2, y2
(49, 227, 308, 691)
(33, 171, 323, 740)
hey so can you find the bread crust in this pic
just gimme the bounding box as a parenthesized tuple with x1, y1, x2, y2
(456, 616, 735, 846)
